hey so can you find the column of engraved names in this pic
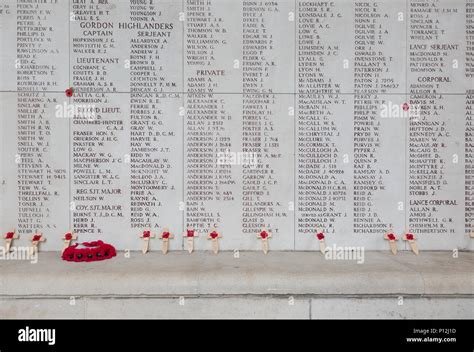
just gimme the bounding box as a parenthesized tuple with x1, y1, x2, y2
(242, 0, 294, 248)
(296, 0, 352, 247)
(466, 90, 473, 237)
(184, 0, 242, 240)
(353, 0, 406, 236)
(15, 0, 69, 239)
(407, 0, 466, 239)
(465, 0, 473, 237)
(70, 2, 128, 238)
(124, 1, 183, 233)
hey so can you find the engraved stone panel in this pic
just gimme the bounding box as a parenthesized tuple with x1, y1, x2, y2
(1, 0, 472, 251)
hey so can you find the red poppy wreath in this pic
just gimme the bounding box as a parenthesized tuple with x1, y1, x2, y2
(62, 240, 116, 262)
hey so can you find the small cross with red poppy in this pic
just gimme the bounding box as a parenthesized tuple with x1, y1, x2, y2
(257, 228, 272, 254)
(315, 231, 327, 254)
(159, 228, 174, 255)
(384, 231, 398, 255)
(4, 229, 18, 252)
(403, 231, 419, 255)
(140, 229, 155, 254)
(183, 227, 198, 254)
(62, 231, 77, 254)
(207, 228, 222, 254)
(30, 232, 46, 254)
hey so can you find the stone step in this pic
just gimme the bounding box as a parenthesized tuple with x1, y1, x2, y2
(0, 251, 472, 319)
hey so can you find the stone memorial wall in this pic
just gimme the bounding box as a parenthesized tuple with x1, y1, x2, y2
(0, 0, 472, 251)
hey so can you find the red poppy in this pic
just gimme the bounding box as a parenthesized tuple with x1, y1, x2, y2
(6, 232, 15, 239)
(260, 231, 269, 239)
(162, 232, 170, 239)
(65, 88, 74, 97)
(32, 234, 42, 242)
(186, 230, 195, 237)
(210, 231, 219, 239)
(387, 233, 396, 241)
(317, 232, 325, 240)
(142, 231, 151, 238)
(406, 233, 414, 240)
(64, 233, 73, 241)
(402, 102, 409, 111)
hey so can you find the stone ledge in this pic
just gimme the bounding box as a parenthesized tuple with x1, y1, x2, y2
(1, 297, 473, 319)
(0, 251, 472, 297)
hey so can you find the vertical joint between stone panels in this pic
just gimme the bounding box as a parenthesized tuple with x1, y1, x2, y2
(308, 298, 312, 320)
(68, 0, 71, 87)
(83, 297, 87, 319)
(405, 0, 409, 244)
(68, 0, 72, 230)
(293, 0, 297, 250)
(182, 0, 186, 250)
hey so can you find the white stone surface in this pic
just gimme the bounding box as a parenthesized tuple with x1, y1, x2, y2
(1, 252, 472, 296)
(0, 251, 471, 318)
(0, 0, 472, 251)
(1, 297, 472, 319)
(311, 297, 474, 320)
